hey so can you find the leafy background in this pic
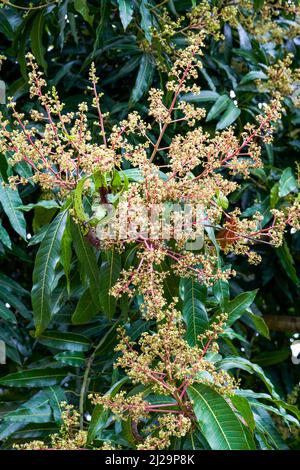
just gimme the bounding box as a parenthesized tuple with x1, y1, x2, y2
(0, 0, 299, 449)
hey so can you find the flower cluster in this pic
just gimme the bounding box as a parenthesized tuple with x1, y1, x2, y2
(13, 402, 118, 451)
(239, 0, 300, 44)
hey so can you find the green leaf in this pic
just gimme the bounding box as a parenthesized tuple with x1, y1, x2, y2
(217, 356, 279, 398)
(276, 239, 299, 286)
(0, 286, 31, 319)
(219, 290, 258, 326)
(270, 182, 279, 208)
(0, 272, 29, 298)
(213, 280, 230, 309)
(60, 216, 72, 292)
(130, 54, 155, 103)
(188, 383, 255, 450)
(181, 278, 208, 346)
(238, 389, 300, 423)
(122, 417, 137, 446)
(0, 300, 16, 323)
(0, 11, 14, 40)
(237, 23, 252, 50)
(206, 95, 231, 122)
(254, 400, 299, 427)
(0, 80, 5, 104)
(239, 70, 267, 85)
(278, 167, 298, 197)
(87, 377, 128, 443)
(216, 102, 241, 130)
(73, 176, 89, 223)
(72, 288, 100, 324)
(36, 331, 91, 352)
(99, 249, 121, 319)
(17, 201, 60, 211)
(2, 406, 52, 429)
(31, 210, 68, 336)
(0, 369, 68, 388)
(45, 385, 67, 423)
(74, 0, 94, 26)
(254, 0, 265, 10)
(70, 219, 101, 310)
(117, 0, 134, 30)
(102, 56, 140, 86)
(140, 0, 152, 42)
(30, 12, 47, 73)
(54, 351, 86, 367)
(254, 407, 288, 449)
(0, 182, 27, 240)
(2, 393, 52, 424)
(28, 225, 49, 246)
(230, 395, 255, 432)
(0, 422, 24, 440)
(181, 90, 220, 103)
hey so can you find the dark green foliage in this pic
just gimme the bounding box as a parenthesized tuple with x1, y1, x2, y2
(0, 0, 299, 450)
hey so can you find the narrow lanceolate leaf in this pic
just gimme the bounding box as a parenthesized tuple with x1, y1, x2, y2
(244, 312, 270, 339)
(99, 249, 121, 319)
(72, 288, 100, 324)
(74, 0, 93, 26)
(216, 102, 241, 130)
(0, 223, 12, 249)
(70, 220, 101, 310)
(213, 280, 230, 309)
(188, 383, 255, 450)
(0, 182, 27, 240)
(32, 210, 68, 336)
(0, 300, 16, 323)
(181, 278, 208, 346)
(0, 272, 30, 297)
(87, 377, 128, 443)
(230, 395, 255, 432)
(239, 70, 267, 85)
(218, 290, 258, 326)
(254, 407, 288, 450)
(117, 0, 134, 30)
(0, 80, 5, 104)
(0, 286, 31, 319)
(0, 422, 24, 440)
(36, 331, 91, 352)
(60, 216, 73, 292)
(140, 0, 152, 42)
(206, 95, 231, 122)
(130, 54, 155, 103)
(17, 200, 59, 211)
(0, 368, 68, 388)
